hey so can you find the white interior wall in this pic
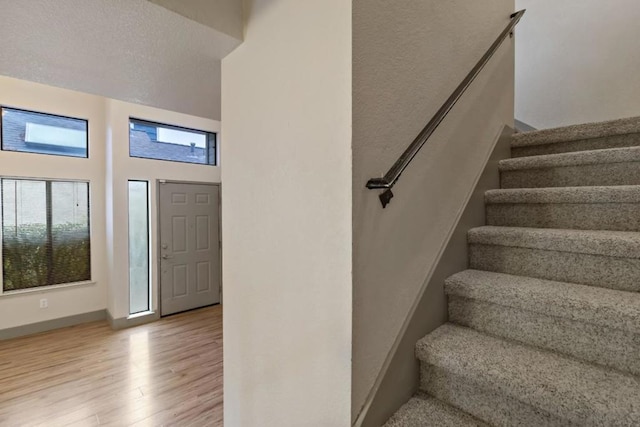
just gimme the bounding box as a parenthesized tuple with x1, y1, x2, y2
(221, 1, 352, 426)
(516, 0, 640, 128)
(352, 0, 514, 420)
(0, 75, 221, 331)
(0, 76, 107, 329)
(106, 100, 220, 321)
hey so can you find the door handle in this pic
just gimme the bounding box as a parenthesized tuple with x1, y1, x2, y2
(162, 254, 173, 260)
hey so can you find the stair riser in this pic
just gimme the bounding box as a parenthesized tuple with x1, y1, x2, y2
(469, 243, 640, 292)
(486, 203, 640, 231)
(420, 365, 576, 427)
(449, 296, 640, 376)
(418, 324, 640, 426)
(500, 161, 640, 188)
(512, 133, 640, 158)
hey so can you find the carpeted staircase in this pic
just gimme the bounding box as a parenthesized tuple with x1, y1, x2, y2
(384, 117, 640, 426)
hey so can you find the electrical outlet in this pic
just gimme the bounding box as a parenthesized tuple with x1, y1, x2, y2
(39, 298, 48, 309)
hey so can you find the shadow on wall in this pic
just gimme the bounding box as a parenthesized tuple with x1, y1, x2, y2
(243, 0, 277, 23)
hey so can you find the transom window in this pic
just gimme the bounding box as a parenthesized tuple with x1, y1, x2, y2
(1, 107, 88, 158)
(1, 178, 91, 292)
(129, 118, 216, 166)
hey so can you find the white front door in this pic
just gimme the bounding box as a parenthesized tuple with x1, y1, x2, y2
(159, 182, 220, 316)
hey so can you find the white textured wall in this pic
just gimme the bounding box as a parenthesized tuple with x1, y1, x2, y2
(352, 0, 514, 420)
(105, 100, 220, 321)
(147, 0, 243, 40)
(516, 0, 640, 128)
(221, 1, 352, 426)
(0, 76, 107, 329)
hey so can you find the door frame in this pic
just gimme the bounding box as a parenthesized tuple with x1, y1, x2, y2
(156, 179, 222, 315)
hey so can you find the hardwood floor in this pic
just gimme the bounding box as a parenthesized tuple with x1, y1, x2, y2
(0, 305, 223, 427)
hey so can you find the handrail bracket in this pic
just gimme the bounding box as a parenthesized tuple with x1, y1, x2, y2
(379, 189, 394, 208)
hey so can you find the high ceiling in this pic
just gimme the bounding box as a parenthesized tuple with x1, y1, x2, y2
(0, 0, 243, 119)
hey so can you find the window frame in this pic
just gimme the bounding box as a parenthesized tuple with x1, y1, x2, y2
(0, 106, 90, 159)
(0, 176, 93, 295)
(128, 117, 217, 166)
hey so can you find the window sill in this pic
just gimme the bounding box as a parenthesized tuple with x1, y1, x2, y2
(0, 280, 96, 297)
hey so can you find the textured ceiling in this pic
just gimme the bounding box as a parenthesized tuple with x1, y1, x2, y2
(147, 0, 243, 40)
(0, 0, 242, 119)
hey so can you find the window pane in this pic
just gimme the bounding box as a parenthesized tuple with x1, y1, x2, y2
(129, 181, 150, 314)
(1, 107, 88, 158)
(1, 180, 48, 290)
(51, 182, 91, 285)
(129, 118, 216, 165)
(1, 179, 90, 292)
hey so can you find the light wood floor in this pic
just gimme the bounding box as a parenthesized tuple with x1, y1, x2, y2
(0, 305, 223, 427)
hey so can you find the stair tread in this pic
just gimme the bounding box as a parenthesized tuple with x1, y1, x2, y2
(485, 185, 640, 204)
(468, 226, 640, 258)
(417, 324, 640, 425)
(512, 116, 640, 148)
(499, 145, 640, 171)
(384, 395, 487, 427)
(446, 269, 640, 334)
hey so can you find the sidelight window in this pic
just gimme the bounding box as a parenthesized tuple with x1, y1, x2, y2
(128, 180, 150, 314)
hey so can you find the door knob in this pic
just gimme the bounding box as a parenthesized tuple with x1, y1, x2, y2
(162, 254, 173, 260)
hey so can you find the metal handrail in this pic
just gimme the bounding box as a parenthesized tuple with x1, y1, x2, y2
(366, 10, 526, 208)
